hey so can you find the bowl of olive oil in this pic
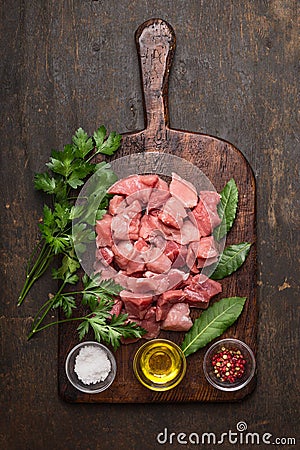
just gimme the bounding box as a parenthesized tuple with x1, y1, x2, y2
(133, 339, 187, 391)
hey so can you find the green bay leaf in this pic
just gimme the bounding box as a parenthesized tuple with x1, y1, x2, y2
(214, 178, 238, 241)
(210, 242, 252, 280)
(181, 297, 247, 357)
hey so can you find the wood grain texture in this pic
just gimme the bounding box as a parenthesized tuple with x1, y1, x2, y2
(1, 1, 299, 449)
(58, 18, 257, 404)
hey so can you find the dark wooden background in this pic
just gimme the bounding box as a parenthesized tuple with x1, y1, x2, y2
(1, 1, 298, 449)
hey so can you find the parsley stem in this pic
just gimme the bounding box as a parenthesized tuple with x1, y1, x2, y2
(28, 281, 67, 339)
(28, 300, 55, 340)
(27, 240, 48, 274)
(28, 316, 84, 338)
(26, 238, 44, 273)
(86, 151, 98, 163)
(59, 289, 97, 296)
(30, 297, 54, 330)
(17, 243, 53, 306)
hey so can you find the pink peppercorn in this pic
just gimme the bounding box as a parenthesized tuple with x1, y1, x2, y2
(211, 347, 246, 383)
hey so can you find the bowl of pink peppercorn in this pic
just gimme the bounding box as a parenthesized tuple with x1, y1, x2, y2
(203, 338, 256, 391)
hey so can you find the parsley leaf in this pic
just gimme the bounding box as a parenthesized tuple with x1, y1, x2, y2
(53, 294, 76, 319)
(77, 320, 90, 341)
(81, 275, 123, 311)
(46, 145, 74, 177)
(34, 173, 57, 194)
(72, 128, 94, 158)
(93, 125, 106, 149)
(67, 160, 95, 189)
(93, 126, 122, 156)
(52, 252, 80, 281)
(77, 308, 146, 350)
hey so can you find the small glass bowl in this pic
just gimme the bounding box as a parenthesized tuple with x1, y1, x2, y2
(133, 339, 187, 391)
(203, 338, 256, 392)
(65, 341, 117, 394)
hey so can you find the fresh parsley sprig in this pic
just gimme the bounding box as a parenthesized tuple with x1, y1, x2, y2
(28, 273, 144, 349)
(18, 126, 146, 346)
(18, 126, 119, 306)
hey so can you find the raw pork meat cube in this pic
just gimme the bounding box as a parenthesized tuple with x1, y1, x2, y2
(108, 195, 126, 215)
(169, 172, 198, 208)
(112, 241, 145, 274)
(166, 216, 199, 245)
(95, 214, 113, 247)
(184, 274, 222, 308)
(147, 177, 170, 211)
(164, 241, 187, 269)
(161, 303, 193, 331)
(141, 307, 161, 339)
(125, 274, 169, 295)
(145, 247, 172, 274)
(109, 298, 123, 316)
(192, 191, 221, 236)
(95, 246, 114, 265)
(108, 175, 158, 205)
(139, 213, 161, 239)
(197, 236, 218, 259)
(111, 200, 141, 241)
(187, 237, 218, 269)
(158, 196, 187, 229)
(156, 289, 185, 321)
(120, 291, 153, 319)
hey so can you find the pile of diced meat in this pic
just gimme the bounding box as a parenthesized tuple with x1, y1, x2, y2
(94, 172, 222, 341)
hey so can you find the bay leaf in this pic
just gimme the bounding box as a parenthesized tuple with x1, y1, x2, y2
(214, 178, 238, 241)
(181, 297, 247, 357)
(210, 242, 251, 280)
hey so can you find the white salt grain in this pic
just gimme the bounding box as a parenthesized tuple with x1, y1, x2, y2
(74, 345, 111, 385)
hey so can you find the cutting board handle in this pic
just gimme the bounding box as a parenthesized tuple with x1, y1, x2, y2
(135, 18, 176, 132)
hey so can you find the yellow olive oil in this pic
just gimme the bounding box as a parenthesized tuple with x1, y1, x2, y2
(138, 341, 184, 385)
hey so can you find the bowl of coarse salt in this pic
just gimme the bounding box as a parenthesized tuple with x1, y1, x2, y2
(65, 341, 117, 394)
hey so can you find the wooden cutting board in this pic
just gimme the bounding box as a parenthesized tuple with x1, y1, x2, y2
(58, 18, 257, 403)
